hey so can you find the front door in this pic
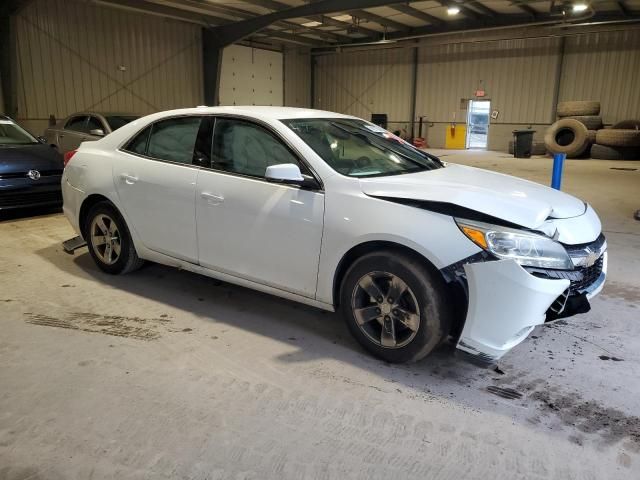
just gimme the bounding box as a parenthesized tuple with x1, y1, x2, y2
(60, 115, 88, 153)
(112, 116, 203, 262)
(466, 100, 490, 149)
(196, 117, 324, 298)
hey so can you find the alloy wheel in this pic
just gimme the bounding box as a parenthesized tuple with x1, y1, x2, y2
(90, 213, 121, 265)
(350, 271, 421, 349)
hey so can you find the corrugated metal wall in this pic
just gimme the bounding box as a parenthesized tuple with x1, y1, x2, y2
(284, 47, 311, 108)
(219, 45, 283, 106)
(416, 37, 561, 124)
(314, 47, 414, 130)
(560, 29, 640, 125)
(14, 0, 203, 133)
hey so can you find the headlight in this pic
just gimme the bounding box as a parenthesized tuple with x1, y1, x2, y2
(455, 218, 573, 269)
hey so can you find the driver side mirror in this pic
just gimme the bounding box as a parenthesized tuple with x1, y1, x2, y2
(89, 128, 105, 137)
(265, 163, 304, 183)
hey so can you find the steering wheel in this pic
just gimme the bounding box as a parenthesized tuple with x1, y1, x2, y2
(346, 155, 371, 174)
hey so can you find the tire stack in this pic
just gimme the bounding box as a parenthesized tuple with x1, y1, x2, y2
(544, 101, 602, 158)
(591, 120, 640, 160)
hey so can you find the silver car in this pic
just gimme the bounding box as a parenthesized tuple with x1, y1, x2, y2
(44, 112, 139, 153)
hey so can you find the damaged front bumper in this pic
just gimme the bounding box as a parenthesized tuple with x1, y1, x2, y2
(456, 259, 570, 365)
(450, 238, 607, 365)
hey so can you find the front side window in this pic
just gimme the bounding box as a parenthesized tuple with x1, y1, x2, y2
(0, 119, 39, 145)
(105, 115, 139, 131)
(146, 117, 202, 164)
(65, 116, 88, 132)
(283, 118, 443, 178)
(211, 118, 301, 178)
(87, 116, 104, 133)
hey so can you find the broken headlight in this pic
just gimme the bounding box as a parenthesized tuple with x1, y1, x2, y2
(455, 219, 573, 270)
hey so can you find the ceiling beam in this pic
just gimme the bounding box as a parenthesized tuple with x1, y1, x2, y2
(349, 9, 411, 31)
(615, 0, 631, 16)
(459, 0, 497, 17)
(208, 0, 404, 46)
(237, 0, 381, 38)
(390, 4, 444, 25)
(383, 10, 640, 41)
(511, 1, 539, 18)
(152, 0, 349, 42)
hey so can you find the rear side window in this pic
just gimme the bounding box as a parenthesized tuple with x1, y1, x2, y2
(65, 116, 88, 132)
(87, 116, 104, 133)
(147, 117, 202, 164)
(124, 126, 151, 155)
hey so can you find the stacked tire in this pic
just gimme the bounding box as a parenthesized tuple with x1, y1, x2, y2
(591, 121, 640, 160)
(544, 101, 602, 158)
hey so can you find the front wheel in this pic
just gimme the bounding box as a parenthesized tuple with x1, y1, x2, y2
(85, 202, 144, 275)
(340, 250, 451, 363)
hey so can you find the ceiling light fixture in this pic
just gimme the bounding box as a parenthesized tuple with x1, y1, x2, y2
(572, 3, 589, 12)
(447, 6, 461, 15)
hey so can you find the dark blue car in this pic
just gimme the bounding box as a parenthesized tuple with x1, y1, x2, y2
(0, 115, 64, 211)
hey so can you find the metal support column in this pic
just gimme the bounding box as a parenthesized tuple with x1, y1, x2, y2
(409, 45, 418, 139)
(202, 28, 222, 106)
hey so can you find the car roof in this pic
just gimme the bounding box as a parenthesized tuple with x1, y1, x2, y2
(154, 106, 357, 121)
(66, 112, 139, 118)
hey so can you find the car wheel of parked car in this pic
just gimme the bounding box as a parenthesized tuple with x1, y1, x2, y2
(86, 202, 144, 275)
(340, 250, 451, 363)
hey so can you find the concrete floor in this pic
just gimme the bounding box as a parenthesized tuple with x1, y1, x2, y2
(1, 151, 639, 479)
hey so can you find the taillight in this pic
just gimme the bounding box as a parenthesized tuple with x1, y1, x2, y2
(63, 150, 77, 167)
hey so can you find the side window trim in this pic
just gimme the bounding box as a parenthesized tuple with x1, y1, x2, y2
(205, 115, 324, 191)
(120, 115, 203, 168)
(65, 115, 88, 132)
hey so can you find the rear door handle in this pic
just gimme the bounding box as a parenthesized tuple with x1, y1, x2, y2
(120, 173, 138, 184)
(201, 192, 224, 204)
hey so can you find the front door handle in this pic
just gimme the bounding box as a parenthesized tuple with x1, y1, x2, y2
(201, 192, 224, 204)
(120, 173, 138, 185)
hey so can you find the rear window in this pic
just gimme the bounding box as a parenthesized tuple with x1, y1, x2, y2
(0, 119, 39, 145)
(106, 116, 139, 131)
(123, 126, 151, 155)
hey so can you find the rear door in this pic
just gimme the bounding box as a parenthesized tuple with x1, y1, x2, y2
(112, 116, 203, 262)
(195, 117, 325, 297)
(59, 116, 88, 152)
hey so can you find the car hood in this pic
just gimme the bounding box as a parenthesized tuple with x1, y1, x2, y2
(358, 163, 586, 229)
(0, 144, 63, 174)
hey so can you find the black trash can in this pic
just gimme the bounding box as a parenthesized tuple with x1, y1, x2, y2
(512, 130, 536, 158)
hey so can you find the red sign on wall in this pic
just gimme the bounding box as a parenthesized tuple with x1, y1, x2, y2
(475, 89, 486, 97)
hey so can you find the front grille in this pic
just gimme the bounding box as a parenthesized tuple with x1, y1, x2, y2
(527, 254, 604, 294)
(0, 170, 63, 179)
(0, 190, 62, 207)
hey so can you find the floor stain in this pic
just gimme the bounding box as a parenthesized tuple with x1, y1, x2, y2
(486, 386, 523, 400)
(529, 389, 640, 446)
(601, 281, 640, 304)
(25, 312, 172, 340)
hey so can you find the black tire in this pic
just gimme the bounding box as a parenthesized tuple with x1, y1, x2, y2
(590, 144, 640, 160)
(612, 119, 640, 130)
(544, 119, 589, 158)
(340, 250, 451, 363)
(596, 129, 640, 147)
(85, 202, 144, 275)
(557, 101, 600, 117)
(587, 130, 597, 144)
(563, 116, 603, 130)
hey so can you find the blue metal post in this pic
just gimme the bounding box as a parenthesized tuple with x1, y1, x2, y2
(551, 153, 566, 190)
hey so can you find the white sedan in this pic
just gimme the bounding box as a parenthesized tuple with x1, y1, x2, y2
(61, 107, 607, 364)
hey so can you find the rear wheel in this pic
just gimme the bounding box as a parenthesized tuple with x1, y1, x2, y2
(85, 202, 144, 274)
(340, 250, 451, 363)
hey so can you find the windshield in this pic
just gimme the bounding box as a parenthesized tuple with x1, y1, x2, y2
(283, 118, 443, 178)
(105, 115, 139, 131)
(0, 119, 39, 146)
